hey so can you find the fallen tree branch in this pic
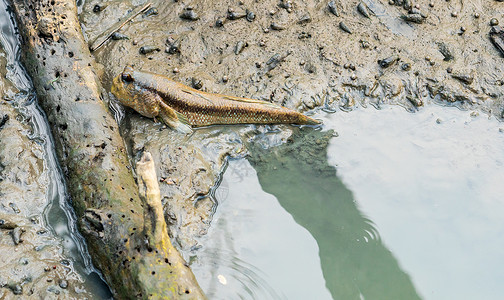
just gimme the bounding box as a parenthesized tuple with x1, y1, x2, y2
(137, 152, 205, 298)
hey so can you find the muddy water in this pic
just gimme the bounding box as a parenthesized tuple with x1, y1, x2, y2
(0, 1, 110, 297)
(191, 105, 504, 299)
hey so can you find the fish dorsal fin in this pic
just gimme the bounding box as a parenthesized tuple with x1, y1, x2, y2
(182, 89, 215, 105)
(221, 95, 281, 108)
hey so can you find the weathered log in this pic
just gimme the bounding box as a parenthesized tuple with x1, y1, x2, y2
(9, 0, 204, 298)
(136, 152, 205, 298)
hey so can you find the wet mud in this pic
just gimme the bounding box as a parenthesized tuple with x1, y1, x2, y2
(79, 0, 504, 251)
(0, 50, 94, 298)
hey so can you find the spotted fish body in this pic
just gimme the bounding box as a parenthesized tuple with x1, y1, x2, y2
(111, 66, 320, 133)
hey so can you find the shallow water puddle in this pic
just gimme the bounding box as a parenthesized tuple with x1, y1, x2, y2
(191, 159, 332, 300)
(194, 105, 504, 300)
(323, 106, 504, 299)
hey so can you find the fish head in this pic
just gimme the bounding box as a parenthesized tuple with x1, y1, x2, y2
(111, 66, 139, 107)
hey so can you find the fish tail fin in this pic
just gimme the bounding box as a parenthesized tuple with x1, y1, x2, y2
(159, 102, 193, 134)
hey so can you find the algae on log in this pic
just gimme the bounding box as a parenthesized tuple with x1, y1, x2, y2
(10, 0, 204, 298)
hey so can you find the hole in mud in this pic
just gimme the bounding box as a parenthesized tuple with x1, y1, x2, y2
(147, 247, 153, 252)
(68, 51, 73, 57)
(107, 214, 111, 218)
(55, 71, 60, 78)
(56, 105, 60, 112)
(185, 290, 190, 294)
(59, 123, 67, 130)
(75, 97, 80, 102)
(121, 215, 125, 218)
(50, 0, 55, 5)
(151, 271, 155, 275)
(51, 49, 55, 55)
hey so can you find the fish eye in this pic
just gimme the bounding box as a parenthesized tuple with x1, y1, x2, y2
(121, 73, 133, 82)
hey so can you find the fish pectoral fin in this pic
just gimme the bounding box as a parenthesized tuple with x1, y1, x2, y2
(182, 89, 215, 105)
(221, 95, 281, 108)
(159, 102, 193, 134)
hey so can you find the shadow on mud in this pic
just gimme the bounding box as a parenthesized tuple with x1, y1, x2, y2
(246, 127, 421, 300)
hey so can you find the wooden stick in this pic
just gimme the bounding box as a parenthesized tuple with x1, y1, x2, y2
(89, 3, 151, 52)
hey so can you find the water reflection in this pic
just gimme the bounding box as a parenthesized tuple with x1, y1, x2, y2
(247, 127, 421, 300)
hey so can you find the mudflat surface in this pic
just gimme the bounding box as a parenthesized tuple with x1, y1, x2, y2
(0, 51, 93, 298)
(80, 0, 504, 248)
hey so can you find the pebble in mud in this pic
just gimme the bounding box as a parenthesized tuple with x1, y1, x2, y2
(401, 63, 411, 71)
(191, 77, 203, 89)
(234, 41, 246, 54)
(215, 18, 226, 27)
(165, 37, 180, 54)
(401, 14, 424, 24)
(246, 10, 255, 22)
(59, 280, 68, 289)
(111, 32, 129, 40)
(143, 7, 159, 18)
(357, 2, 371, 18)
(298, 14, 312, 24)
(93, 4, 105, 13)
(378, 55, 399, 68)
(328, 1, 340, 16)
(139, 46, 160, 54)
(180, 8, 199, 21)
(271, 23, 286, 30)
(279, 0, 293, 11)
(9, 284, 23, 295)
(490, 18, 499, 26)
(339, 22, 352, 34)
(227, 9, 247, 20)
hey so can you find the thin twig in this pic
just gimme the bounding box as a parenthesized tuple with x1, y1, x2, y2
(89, 2, 151, 52)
